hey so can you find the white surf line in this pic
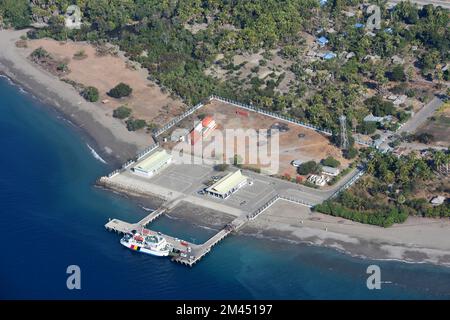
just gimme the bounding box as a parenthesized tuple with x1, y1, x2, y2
(0, 74, 38, 99)
(86, 143, 107, 164)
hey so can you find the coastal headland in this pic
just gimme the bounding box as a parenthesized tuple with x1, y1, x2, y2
(0, 29, 152, 166)
(1, 29, 449, 267)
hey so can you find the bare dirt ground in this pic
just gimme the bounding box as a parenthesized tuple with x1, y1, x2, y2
(416, 115, 450, 147)
(415, 102, 450, 147)
(26, 39, 186, 125)
(0, 29, 152, 163)
(163, 99, 348, 176)
(206, 49, 296, 94)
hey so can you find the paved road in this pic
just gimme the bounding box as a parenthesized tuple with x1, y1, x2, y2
(398, 97, 444, 134)
(388, 0, 450, 9)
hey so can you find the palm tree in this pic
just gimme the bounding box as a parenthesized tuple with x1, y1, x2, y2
(443, 153, 450, 175)
(434, 150, 445, 172)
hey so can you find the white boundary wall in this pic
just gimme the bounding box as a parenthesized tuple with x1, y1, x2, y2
(152, 95, 336, 139)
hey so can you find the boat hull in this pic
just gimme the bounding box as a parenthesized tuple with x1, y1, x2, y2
(120, 240, 170, 257)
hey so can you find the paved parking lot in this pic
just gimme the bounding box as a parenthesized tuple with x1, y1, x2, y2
(118, 154, 361, 215)
(146, 162, 277, 213)
(125, 160, 270, 210)
(151, 163, 214, 194)
(200, 177, 278, 213)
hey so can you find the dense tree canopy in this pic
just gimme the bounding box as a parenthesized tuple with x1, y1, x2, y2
(316, 149, 450, 226)
(3, 0, 449, 134)
(0, 0, 31, 28)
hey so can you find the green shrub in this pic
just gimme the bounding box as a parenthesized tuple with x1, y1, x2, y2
(56, 62, 69, 72)
(214, 164, 229, 171)
(126, 118, 147, 131)
(388, 65, 406, 82)
(414, 132, 434, 144)
(365, 96, 395, 117)
(108, 83, 132, 98)
(344, 147, 358, 159)
(113, 106, 132, 119)
(322, 156, 341, 168)
(297, 161, 320, 175)
(81, 86, 99, 102)
(31, 47, 50, 59)
(73, 49, 87, 60)
(358, 121, 377, 135)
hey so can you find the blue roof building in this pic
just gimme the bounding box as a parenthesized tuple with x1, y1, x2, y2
(354, 23, 365, 28)
(317, 36, 329, 47)
(323, 52, 336, 60)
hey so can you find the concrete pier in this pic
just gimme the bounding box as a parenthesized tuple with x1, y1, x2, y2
(105, 204, 249, 267)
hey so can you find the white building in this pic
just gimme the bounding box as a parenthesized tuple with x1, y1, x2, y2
(364, 113, 393, 124)
(206, 170, 247, 199)
(133, 149, 172, 177)
(64, 5, 82, 29)
(430, 196, 446, 206)
(321, 166, 340, 177)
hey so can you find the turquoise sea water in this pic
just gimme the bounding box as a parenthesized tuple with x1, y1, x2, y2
(0, 76, 449, 299)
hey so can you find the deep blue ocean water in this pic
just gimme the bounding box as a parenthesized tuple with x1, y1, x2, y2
(0, 76, 449, 299)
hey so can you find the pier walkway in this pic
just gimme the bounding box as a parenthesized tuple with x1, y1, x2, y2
(105, 203, 249, 267)
(137, 207, 167, 226)
(172, 215, 248, 266)
(105, 207, 167, 234)
(105, 188, 324, 267)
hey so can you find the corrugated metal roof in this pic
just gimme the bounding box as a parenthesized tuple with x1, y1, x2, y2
(207, 170, 247, 195)
(135, 149, 171, 173)
(317, 36, 329, 45)
(202, 116, 214, 127)
(322, 166, 340, 175)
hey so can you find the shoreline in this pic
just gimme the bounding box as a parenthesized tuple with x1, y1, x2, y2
(0, 71, 120, 168)
(1, 29, 449, 269)
(0, 29, 152, 167)
(101, 179, 450, 268)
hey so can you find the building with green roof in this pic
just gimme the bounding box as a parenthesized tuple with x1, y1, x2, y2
(206, 170, 247, 199)
(133, 149, 172, 177)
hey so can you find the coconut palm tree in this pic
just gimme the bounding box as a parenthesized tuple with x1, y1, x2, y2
(433, 150, 446, 172)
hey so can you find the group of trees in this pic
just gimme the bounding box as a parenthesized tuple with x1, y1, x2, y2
(315, 195, 410, 228)
(316, 149, 449, 226)
(321, 156, 340, 168)
(7, 1, 447, 136)
(3, 0, 448, 227)
(0, 0, 30, 28)
(297, 160, 321, 175)
(365, 96, 395, 117)
(414, 132, 434, 144)
(387, 65, 406, 82)
(111, 105, 146, 131)
(366, 152, 434, 186)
